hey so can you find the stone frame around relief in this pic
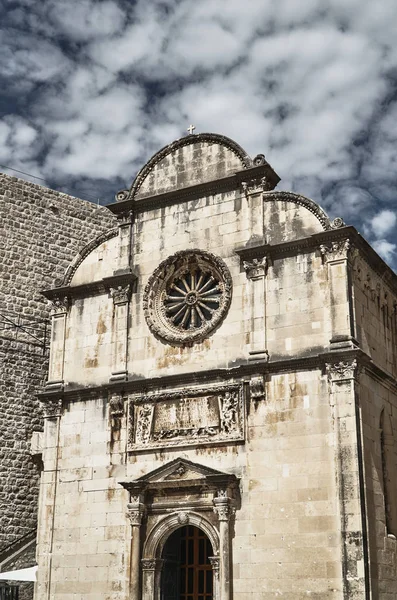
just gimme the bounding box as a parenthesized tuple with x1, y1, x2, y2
(127, 383, 245, 452)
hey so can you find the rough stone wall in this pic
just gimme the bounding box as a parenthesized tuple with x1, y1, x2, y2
(0, 172, 117, 557)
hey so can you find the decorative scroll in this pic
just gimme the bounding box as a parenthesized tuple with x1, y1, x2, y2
(249, 376, 266, 401)
(128, 384, 245, 451)
(109, 393, 124, 430)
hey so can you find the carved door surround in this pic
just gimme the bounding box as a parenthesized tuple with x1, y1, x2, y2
(120, 458, 240, 600)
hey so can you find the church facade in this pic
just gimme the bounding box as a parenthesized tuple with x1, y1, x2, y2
(36, 133, 397, 599)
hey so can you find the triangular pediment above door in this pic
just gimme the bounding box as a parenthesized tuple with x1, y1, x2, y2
(119, 457, 238, 494)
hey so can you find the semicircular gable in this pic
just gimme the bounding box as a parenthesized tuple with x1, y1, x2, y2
(129, 133, 253, 200)
(263, 191, 344, 243)
(61, 228, 118, 287)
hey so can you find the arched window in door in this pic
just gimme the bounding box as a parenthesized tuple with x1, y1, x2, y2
(380, 409, 397, 536)
(161, 526, 213, 600)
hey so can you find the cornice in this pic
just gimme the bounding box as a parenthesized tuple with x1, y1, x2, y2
(41, 269, 138, 302)
(107, 163, 280, 216)
(235, 227, 397, 292)
(38, 346, 397, 403)
(235, 226, 355, 262)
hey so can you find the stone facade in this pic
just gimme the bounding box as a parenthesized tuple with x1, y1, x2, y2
(33, 134, 397, 599)
(0, 173, 117, 588)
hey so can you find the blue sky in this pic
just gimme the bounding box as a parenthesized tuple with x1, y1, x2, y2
(1, 0, 396, 268)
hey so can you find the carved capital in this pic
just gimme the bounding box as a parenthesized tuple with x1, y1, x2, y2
(213, 496, 231, 522)
(209, 557, 220, 579)
(326, 359, 359, 383)
(127, 502, 145, 526)
(320, 238, 351, 262)
(249, 376, 266, 401)
(42, 397, 63, 419)
(50, 296, 70, 314)
(141, 558, 164, 571)
(110, 284, 131, 305)
(243, 257, 267, 280)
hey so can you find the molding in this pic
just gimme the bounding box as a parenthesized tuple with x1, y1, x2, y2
(38, 345, 397, 405)
(108, 163, 280, 216)
(235, 226, 354, 263)
(41, 270, 137, 302)
(142, 511, 220, 559)
(235, 226, 397, 295)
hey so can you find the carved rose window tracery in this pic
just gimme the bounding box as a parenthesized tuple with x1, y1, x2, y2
(164, 267, 222, 330)
(144, 250, 232, 346)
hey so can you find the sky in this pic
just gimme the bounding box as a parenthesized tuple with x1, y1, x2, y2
(1, 0, 396, 269)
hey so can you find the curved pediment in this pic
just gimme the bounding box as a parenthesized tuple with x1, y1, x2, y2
(263, 191, 344, 243)
(128, 133, 253, 200)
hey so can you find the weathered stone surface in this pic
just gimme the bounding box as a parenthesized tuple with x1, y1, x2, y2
(0, 173, 116, 577)
(6, 134, 397, 600)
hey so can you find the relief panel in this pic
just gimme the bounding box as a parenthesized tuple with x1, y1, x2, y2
(128, 383, 245, 451)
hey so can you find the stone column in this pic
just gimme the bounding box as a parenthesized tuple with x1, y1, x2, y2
(243, 257, 268, 359)
(141, 558, 164, 600)
(213, 493, 232, 600)
(209, 556, 220, 600)
(35, 397, 63, 600)
(109, 284, 131, 382)
(46, 297, 69, 389)
(127, 501, 145, 600)
(326, 358, 368, 598)
(320, 238, 356, 345)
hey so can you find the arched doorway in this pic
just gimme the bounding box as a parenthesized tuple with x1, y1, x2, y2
(161, 526, 214, 600)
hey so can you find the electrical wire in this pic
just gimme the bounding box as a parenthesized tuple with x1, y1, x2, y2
(0, 164, 103, 203)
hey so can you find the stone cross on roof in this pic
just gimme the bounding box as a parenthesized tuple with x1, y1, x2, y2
(187, 124, 196, 135)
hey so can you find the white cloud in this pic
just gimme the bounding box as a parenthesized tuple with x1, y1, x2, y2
(371, 210, 397, 238)
(0, 0, 396, 270)
(47, 0, 125, 40)
(373, 239, 396, 264)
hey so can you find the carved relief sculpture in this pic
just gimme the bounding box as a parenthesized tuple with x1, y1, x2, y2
(128, 384, 244, 451)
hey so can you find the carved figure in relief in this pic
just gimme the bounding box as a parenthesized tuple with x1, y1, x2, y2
(220, 391, 238, 434)
(135, 404, 153, 444)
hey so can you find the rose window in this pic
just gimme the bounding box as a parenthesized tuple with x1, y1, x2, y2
(144, 250, 232, 346)
(164, 269, 222, 330)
